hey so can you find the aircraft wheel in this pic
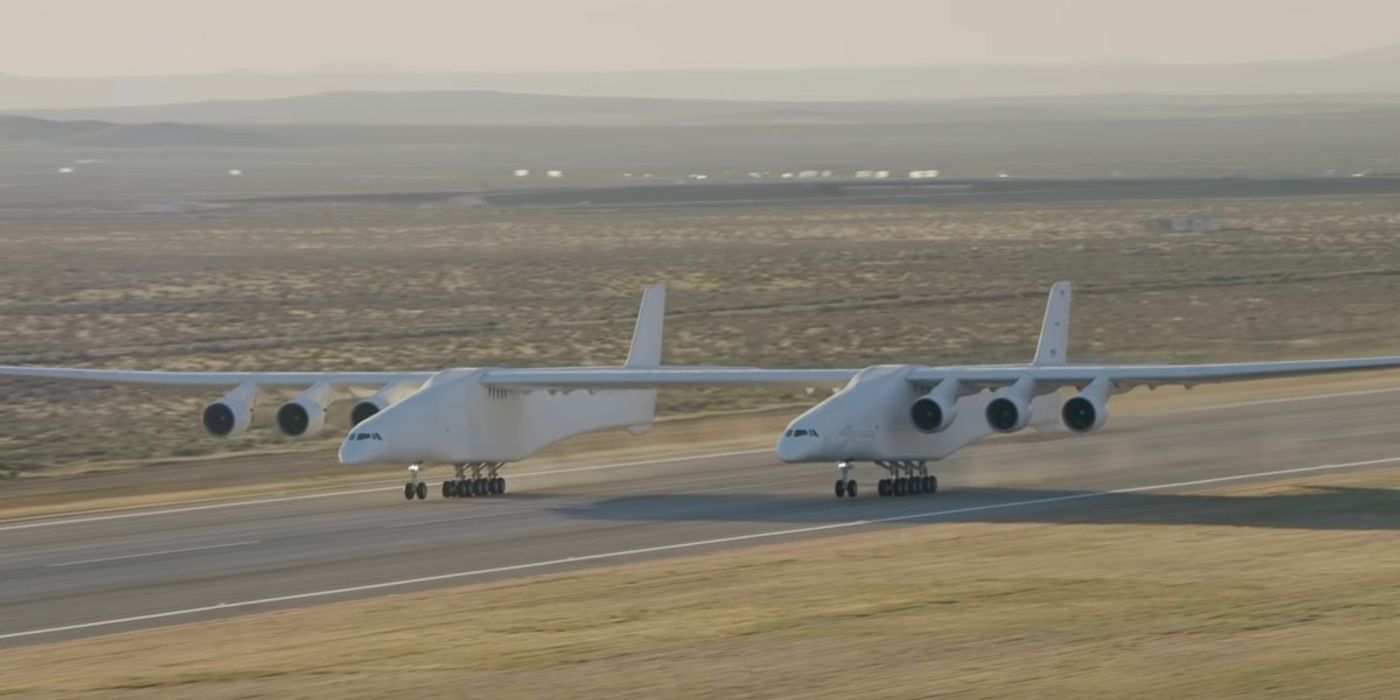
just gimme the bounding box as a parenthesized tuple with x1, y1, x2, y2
(415, 482, 428, 500)
(442, 481, 455, 498)
(928, 475, 939, 494)
(845, 480, 858, 498)
(403, 483, 415, 500)
(455, 480, 470, 498)
(877, 479, 889, 497)
(835, 479, 847, 498)
(496, 477, 507, 495)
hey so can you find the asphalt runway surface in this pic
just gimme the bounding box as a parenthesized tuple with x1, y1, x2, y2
(4, 385, 1400, 648)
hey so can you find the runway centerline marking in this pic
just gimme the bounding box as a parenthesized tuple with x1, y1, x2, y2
(0, 449, 771, 532)
(49, 540, 260, 568)
(4, 453, 1397, 643)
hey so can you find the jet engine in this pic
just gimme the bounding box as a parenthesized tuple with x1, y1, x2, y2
(985, 394, 1031, 433)
(909, 380, 958, 433)
(277, 382, 333, 437)
(202, 383, 257, 437)
(349, 380, 418, 427)
(1061, 376, 1112, 433)
(985, 377, 1035, 433)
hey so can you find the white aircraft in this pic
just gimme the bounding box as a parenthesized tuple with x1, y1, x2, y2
(5, 282, 1400, 501)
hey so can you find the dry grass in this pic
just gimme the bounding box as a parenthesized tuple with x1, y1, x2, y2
(5, 195, 1400, 471)
(4, 468, 1400, 699)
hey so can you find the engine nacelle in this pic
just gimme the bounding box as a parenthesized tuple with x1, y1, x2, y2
(350, 398, 387, 427)
(277, 398, 327, 437)
(910, 394, 956, 433)
(985, 394, 1031, 433)
(202, 383, 256, 437)
(277, 382, 333, 437)
(1062, 377, 1112, 433)
(349, 380, 419, 428)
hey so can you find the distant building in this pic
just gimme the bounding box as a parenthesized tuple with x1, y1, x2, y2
(1147, 217, 1225, 233)
(909, 169, 940, 179)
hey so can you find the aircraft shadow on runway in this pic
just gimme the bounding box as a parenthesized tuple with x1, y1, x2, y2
(549, 485, 1400, 531)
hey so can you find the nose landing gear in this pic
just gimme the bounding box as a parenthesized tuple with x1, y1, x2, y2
(403, 463, 427, 500)
(834, 461, 859, 498)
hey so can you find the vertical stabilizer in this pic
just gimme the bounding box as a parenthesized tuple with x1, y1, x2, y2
(1033, 281, 1072, 365)
(625, 284, 666, 367)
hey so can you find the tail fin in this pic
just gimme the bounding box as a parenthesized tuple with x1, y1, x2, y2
(1032, 281, 1071, 365)
(625, 284, 666, 368)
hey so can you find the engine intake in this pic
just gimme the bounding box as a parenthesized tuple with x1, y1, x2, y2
(985, 395, 1031, 433)
(350, 400, 382, 426)
(277, 382, 333, 437)
(202, 383, 256, 437)
(910, 396, 955, 433)
(1061, 379, 1111, 433)
(277, 400, 326, 437)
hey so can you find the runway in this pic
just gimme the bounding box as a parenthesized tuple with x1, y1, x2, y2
(4, 385, 1400, 647)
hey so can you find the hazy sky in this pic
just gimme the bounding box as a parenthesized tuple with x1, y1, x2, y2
(3, 0, 1399, 76)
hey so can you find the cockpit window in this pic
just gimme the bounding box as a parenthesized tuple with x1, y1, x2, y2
(352, 433, 384, 441)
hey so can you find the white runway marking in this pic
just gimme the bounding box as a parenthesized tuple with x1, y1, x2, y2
(0, 449, 771, 532)
(4, 453, 1396, 643)
(50, 541, 260, 568)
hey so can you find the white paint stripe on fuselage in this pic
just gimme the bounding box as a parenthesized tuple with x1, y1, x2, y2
(3, 453, 1397, 643)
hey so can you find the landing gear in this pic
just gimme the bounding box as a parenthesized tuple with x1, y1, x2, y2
(875, 461, 937, 498)
(404, 463, 425, 500)
(834, 461, 858, 498)
(441, 462, 509, 500)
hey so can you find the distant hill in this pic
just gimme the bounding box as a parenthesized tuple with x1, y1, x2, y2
(5, 41, 1400, 110)
(0, 115, 283, 147)
(1329, 42, 1400, 63)
(19, 90, 1400, 128)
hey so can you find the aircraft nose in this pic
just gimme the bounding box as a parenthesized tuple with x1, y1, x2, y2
(776, 434, 825, 463)
(338, 431, 387, 466)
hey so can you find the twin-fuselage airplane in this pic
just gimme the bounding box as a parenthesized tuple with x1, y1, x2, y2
(5, 283, 1400, 500)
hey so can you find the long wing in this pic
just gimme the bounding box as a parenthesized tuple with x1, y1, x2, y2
(483, 368, 860, 389)
(481, 356, 1400, 391)
(0, 366, 434, 389)
(914, 357, 1400, 389)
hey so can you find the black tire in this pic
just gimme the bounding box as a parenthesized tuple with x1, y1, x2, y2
(476, 479, 488, 496)
(442, 481, 455, 498)
(877, 479, 889, 497)
(928, 475, 939, 494)
(846, 480, 858, 498)
(835, 479, 847, 498)
(496, 477, 507, 495)
(457, 480, 471, 498)
(895, 478, 906, 496)
(415, 482, 428, 500)
(404, 483, 415, 500)
(488, 478, 501, 495)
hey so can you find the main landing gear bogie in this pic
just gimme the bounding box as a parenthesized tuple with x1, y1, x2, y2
(873, 460, 937, 498)
(441, 462, 508, 500)
(403, 462, 509, 501)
